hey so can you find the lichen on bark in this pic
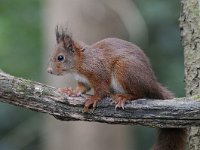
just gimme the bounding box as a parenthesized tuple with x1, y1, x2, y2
(180, 0, 200, 149)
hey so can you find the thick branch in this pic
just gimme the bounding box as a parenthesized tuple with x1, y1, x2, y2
(0, 71, 200, 128)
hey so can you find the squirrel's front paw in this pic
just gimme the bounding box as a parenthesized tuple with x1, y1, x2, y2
(57, 87, 77, 97)
(83, 96, 99, 112)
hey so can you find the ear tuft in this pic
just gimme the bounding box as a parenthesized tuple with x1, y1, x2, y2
(55, 25, 74, 52)
(55, 25, 60, 43)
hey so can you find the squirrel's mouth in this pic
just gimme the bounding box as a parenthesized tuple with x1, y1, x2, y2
(55, 69, 72, 76)
(62, 68, 74, 73)
(47, 67, 74, 76)
(47, 68, 63, 76)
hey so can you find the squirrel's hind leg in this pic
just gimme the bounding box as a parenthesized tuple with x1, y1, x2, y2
(111, 94, 137, 109)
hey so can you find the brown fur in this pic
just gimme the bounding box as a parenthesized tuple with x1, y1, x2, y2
(152, 128, 187, 150)
(75, 82, 90, 94)
(47, 27, 187, 150)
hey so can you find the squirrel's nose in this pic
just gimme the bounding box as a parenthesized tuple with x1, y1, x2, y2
(47, 67, 53, 74)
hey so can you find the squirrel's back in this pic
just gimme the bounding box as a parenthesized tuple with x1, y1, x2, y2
(92, 38, 151, 67)
(92, 38, 140, 50)
(90, 38, 173, 100)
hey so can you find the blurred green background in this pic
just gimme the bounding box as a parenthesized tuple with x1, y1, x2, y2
(0, 1, 42, 150)
(0, 0, 183, 150)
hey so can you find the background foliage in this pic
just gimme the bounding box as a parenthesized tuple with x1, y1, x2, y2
(0, 0, 183, 150)
(0, 0, 42, 150)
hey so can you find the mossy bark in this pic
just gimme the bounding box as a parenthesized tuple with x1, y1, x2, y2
(180, 0, 200, 149)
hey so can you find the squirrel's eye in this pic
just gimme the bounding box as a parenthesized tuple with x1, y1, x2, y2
(57, 55, 65, 62)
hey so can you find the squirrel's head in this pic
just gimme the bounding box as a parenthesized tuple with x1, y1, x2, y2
(47, 26, 76, 75)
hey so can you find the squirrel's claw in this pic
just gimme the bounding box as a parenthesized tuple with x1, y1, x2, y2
(115, 100, 125, 110)
(57, 87, 78, 97)
(83, 96, 98, 113)
(83, 106, 89, 113)
(112, 95, 126, 110)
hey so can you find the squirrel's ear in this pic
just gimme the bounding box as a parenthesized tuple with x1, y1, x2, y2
(63, 35, 74, 52)
(55, 26, 60, 43)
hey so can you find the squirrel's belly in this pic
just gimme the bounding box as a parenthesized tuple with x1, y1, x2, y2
(73, 72, 125, 93)
(74, 73, 90, 85)
(110, 74, 126, 93)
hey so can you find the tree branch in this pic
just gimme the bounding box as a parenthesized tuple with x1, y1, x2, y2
(0, 71, 200, 128)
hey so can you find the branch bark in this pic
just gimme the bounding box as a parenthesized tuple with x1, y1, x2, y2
(0, 71, 200, 128)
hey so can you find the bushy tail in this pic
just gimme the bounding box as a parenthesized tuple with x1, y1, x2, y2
(150, 84, 187, 150)
(152, 128, 187, 150)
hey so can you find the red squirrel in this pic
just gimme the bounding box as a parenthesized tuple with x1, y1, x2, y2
(47, 26, 187, 150)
